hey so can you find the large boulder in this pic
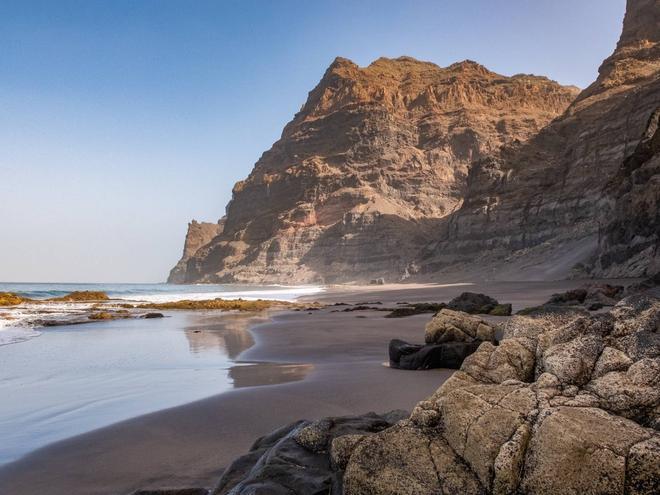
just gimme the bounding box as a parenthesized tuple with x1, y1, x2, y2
(447, 292, 512, 316)
(388, 338, 482, 370)
(211, 411, 406, 495)
(425, 309, 496, 344)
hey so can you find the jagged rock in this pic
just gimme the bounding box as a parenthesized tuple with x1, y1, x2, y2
(168, 56, 577, 284)
(211, 412, 404, 495)
(344, 296, 660, 495)
(168, 220, 224, 284)
(425, 309, 496, 344)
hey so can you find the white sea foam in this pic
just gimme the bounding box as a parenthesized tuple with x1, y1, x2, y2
(0, 326, 42, 346)
(112, 285, 325, 303)
(0, 285, 325, 345)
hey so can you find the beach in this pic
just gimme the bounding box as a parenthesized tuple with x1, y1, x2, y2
(0, 280, 604, 494)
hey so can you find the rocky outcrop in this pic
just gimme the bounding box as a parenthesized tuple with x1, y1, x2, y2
(168, 220, 223, 283)
(389, 308, 500, 370)
(425, 309, 496, 344)
(210, 411, 407, 495)
(342, 295, 660, 494)
(170, 58, 577, 283)
(447, 292, 512, 316)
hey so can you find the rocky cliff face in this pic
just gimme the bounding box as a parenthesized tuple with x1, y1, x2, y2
(168, 220, 223, 283)
(171, 58, 576, 283)
(419, 0, 660, 280)
(593, 107, 660, 277)
(171, 0, 660, 284)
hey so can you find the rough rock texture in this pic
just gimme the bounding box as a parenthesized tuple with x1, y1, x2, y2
(343, 295, 660, 494)
(170, 58, 577, 283)
(593, 106, 660, 278)
(425, 308, 496, 344)
(168, 220, 223, 283)
(418, 0, 660, 279)
(210, 411, 407, 495)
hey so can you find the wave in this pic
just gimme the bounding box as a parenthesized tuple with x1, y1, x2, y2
(0, 283, 325, 302)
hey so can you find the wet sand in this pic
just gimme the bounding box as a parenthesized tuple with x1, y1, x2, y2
(0, 280, 610, 495)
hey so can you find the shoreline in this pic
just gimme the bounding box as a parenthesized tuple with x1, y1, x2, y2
(0, 279, 630, 494)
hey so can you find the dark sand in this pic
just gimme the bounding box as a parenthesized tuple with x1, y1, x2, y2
(0, 280, 610, 495)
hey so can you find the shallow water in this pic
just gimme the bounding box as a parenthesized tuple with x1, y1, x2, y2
(0, 311, 310, 464)
(0, 282, 325, 345)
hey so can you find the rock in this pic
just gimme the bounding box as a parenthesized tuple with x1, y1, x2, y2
(547, 288, 588, 305)
(520, 406, 652, 495)
(329, 434, 365, 470)
(447, 292, 499, 313)
(344, 295, 660, 494)
(343, 424, 448, 495)
(592, 346, 633, 377)
(168, 220, 223, 284)
(445, 292, 512, 315)
(211, 412, 402, 495)
(142, 312, 164, 319)
(627, 436, 660, 495)
(489, 303, 512, 316)
(384, 302, 446, 318)
(388, 338, 482, 370)
(425, 309, 496, 344)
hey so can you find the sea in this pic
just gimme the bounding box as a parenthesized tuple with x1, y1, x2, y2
(0, 282, 324, 346)
(0, 283, 323, 464)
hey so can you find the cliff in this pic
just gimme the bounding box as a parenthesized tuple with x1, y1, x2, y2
(170, 0, 660, 284)
(419, 0, 660, 280)
(168, 220, 223, 284)
(170, 57, 577, 283)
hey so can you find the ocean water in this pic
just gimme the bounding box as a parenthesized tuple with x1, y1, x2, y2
(0, 310, 312, 465)
(0, 282, 324, 346)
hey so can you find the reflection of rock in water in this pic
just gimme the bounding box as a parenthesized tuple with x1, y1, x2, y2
(229, 363, 314, 388)
(183, 313, 265, 358)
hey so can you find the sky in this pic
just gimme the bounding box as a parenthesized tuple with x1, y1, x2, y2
(0, 0, 626, 283)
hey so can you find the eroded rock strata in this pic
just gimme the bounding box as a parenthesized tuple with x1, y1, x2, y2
(420, 0, 660, 279)
(169, 60, 577, 284)
(170, 0, 660, 284)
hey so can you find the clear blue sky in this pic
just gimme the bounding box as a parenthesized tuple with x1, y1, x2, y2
(0, 0, 626, 283)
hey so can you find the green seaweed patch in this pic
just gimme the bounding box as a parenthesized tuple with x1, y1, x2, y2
(0, 292, 31, 306)
(138, 298, 296, 312)
(49, 291, 110, 302)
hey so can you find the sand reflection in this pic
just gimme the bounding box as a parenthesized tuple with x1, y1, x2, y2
(183, 312, 266, 358)
(229, 362, 314, 388)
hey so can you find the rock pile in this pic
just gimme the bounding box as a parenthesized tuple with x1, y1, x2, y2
(344, 295, 660, 494)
